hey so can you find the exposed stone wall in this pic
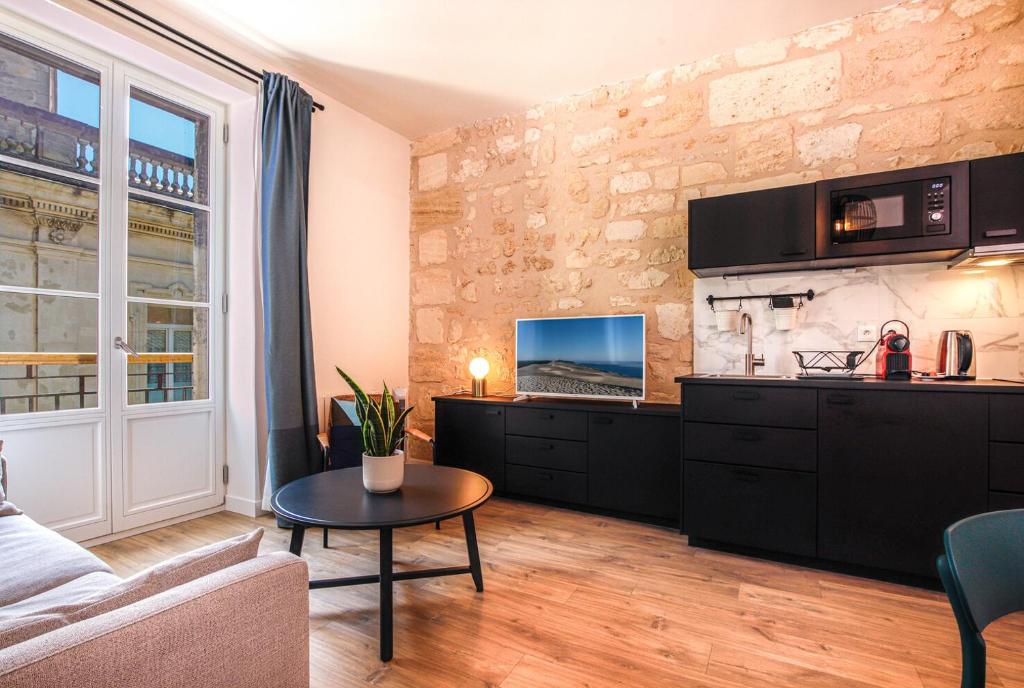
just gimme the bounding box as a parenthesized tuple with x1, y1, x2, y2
(407, 0, 1024, 455)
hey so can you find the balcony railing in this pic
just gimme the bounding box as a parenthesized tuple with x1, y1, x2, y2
(0, 96, 197, 200)
(0, 352, 194, 413)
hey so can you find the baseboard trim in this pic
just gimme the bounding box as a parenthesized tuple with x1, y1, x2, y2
(79, 505, 226, 548)
(225, 494, 266, 517)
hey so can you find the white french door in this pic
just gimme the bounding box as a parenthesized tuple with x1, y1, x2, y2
(0, 12, 226, 540)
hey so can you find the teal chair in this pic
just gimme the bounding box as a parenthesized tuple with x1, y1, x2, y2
(937, 509, 1024, 688)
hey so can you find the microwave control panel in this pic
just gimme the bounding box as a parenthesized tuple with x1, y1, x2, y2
(924, 178, 950, 234)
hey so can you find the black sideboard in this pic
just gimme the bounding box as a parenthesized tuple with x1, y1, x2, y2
(432, 395, 681, 526)
(678, 375, 1024, 582)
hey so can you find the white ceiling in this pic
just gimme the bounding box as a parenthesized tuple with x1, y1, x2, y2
(167, 0, 894, 140)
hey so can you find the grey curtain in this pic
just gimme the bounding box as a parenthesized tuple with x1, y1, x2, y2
(260, 73, 320, 514)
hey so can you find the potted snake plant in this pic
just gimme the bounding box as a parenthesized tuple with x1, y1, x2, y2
(336, 367, 414, 493)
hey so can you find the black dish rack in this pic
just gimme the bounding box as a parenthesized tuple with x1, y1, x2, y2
(793, 350, 865, 378)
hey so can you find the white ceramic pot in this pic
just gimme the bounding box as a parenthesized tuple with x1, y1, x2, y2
(362, 450, 405, 493)
(773, 307, 798, 331)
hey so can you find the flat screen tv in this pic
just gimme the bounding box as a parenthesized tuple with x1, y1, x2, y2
(515, 314, 645, 401)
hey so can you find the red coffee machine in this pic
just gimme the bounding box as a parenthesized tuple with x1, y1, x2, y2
(875, 320, 912, 380)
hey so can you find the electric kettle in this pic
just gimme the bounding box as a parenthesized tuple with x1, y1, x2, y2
(936, 330, 976, 380)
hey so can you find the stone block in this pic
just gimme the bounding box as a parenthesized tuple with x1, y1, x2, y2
(418, 229, 448, 266)
(655, 303, 688, 341)
(796, 123, 862, 166)
(681, 162, 728, 186)
(606, 219, 647, 241)
(708, 52, 842, 127)
(417, 153, 447, 191)
(415, 308, 445, 344)
(412, 269, 454, 305)
(735, 121, 793, 177)
(864, 110, 942, 151)
(610, 171, 653, 195)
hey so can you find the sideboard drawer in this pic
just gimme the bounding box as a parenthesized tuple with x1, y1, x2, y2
(682, 384, 816, 429)
(990, 442, 1024, 494)
(685, 422, 816, 472)
(506, 407, 588, 441)
(505, 465, 587, 504)
(506, 435, 587, 473)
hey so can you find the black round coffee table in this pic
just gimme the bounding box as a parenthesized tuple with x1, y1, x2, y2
(270, 464, 493, 661)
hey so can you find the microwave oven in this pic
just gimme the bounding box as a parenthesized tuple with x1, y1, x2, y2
(816, 161, 970, 260)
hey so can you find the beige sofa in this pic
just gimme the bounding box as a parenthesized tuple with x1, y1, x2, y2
(0, 460, 311, 688)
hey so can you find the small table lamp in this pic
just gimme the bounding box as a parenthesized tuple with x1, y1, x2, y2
(469, 357, 489, 397)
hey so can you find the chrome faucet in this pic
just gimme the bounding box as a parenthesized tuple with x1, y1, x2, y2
(739, 313, 765, 376)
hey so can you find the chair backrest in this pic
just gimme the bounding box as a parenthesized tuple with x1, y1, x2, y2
(942, 509, 1024, 633)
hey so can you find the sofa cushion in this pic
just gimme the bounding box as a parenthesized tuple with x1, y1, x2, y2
(0, 528, 263, 649)
(0, 515, 112, 608)
(0, 572, 121, 620)
(0, 457, 21, 517)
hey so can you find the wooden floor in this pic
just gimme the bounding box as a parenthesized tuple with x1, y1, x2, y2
(90, 499, 1024, 688)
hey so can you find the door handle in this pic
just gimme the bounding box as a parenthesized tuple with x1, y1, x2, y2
(484, 409, 502, 416)
(114, 336, 139, 356)
(537, 472, 554, 481)
(826, 393, 854, 405)
(779, 249, 808, 257)
(732, 391, 760, 401)
(593, 417, 613, 425)
(983, 228, 1018, 238)
(732, 429, 761, 442)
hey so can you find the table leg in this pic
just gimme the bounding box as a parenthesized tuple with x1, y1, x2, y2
(289, 524, 306, 556)
(323, 528, 329, 549)
(463, 511, 484, 593)
(379, 528, 394, 662)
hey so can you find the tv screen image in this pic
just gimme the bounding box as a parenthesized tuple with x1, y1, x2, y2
(515, 314, 645, 400)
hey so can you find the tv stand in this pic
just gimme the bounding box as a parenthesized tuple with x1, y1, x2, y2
(432, 394, 681, 527)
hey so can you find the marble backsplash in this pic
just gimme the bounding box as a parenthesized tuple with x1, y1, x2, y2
(693, 263, 1024, 379)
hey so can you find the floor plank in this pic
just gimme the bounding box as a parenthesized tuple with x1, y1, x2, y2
(89, 499, 1024, 687)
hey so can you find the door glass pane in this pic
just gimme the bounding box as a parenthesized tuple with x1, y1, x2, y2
(0, 292, 98, 414)
(126, 194, 208, 301)
(0, 162, 99, 292)
(126, 302, 207, 404)
(0, 32, 100, 176)
(128, 87, 208, 205)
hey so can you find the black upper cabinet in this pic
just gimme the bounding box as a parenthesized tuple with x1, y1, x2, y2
(688, 184, 815, 275)
(434, 401, 506, 491)
(971, 152, 1024, 247)
(817, 390, 987, 577)
(588, 413, 680, 519)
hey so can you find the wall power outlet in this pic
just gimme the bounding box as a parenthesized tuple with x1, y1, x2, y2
(857, 322, 877, 342)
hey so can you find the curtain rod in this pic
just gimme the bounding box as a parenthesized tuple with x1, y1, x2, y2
(85, 0, 326, 112)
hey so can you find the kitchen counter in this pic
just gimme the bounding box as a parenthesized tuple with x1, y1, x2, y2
(675, 374, 1024, 394)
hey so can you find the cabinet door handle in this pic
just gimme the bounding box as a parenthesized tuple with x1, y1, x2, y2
(732, 429, 761, 442)
(734, 469, 761, 482)
(593, 417, 613, 425)
(779, 249, 808, 257)
(732, 391, 761, 401)
(826, 393, 854, 406)
(538, 443, 555, 451)
(537, 472, 554, 481)
(983, 228, 1018, 238)
(484, 409, 502, 416)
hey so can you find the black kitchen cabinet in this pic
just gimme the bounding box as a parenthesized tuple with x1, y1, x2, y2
(685, 461, 817, 557)
(434, 400, 506, 491)
(434, 395, 680, 525)
(688, 184, 815, 276)
(970, 152, 1024, 247)
(817, 389, 988, 577)
(588, 413, 680, 519)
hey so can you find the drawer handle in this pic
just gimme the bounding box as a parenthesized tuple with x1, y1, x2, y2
(779, 249, 808, 257)
(485, 409, 502, 416)
(537, 472, 554, 481)
(538, 444, 555, 451)
(734, 469, 761, 482)
(732, 391, 761, 401)
(732, 429, 761, 442)
(983, 228, 1018, 238)
(826, 393, 854, 406)
(593, 417, 613, 425)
